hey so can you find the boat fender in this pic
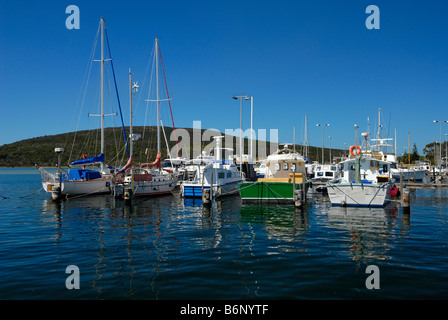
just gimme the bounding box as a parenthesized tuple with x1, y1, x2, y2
(349, 145, 361, 156)
(390, 186, 398, 197)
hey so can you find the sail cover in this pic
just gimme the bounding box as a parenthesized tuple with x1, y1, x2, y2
(141, 152, 162, 169)
(70, 153, 104, 167)
(116, 155, 134, 173)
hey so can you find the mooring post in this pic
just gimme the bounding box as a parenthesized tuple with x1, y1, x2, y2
(399, 170, 403, 194)
(294, 173, 305, 208)
(294, 189, 303, 207)
(401, 188, 410, 214)
(302, 174, 306, 203)
(124, 187, 133, 205)
(203, 189, 211, 207)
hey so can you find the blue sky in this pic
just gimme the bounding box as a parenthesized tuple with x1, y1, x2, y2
(1, 0, 447, 158)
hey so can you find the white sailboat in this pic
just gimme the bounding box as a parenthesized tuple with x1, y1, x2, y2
(113, 39, 177, 199)
(38, 18, 121, 201)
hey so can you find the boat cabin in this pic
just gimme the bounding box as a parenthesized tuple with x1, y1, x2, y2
(340, 156, 391, 184)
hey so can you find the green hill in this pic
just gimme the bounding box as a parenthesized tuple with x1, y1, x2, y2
(0, 126, 345, 167)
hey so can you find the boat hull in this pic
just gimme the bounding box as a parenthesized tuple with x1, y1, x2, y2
(181, 180, 242, 198)
(326, 182, 392, 207)
(114, 179, 177, 198)
(391, 169, 426, 182)
(42, 178, 112, 196)
(238, 181, 310, 203)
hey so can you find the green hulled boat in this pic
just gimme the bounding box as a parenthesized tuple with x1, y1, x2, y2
(238, 145, 311, 203)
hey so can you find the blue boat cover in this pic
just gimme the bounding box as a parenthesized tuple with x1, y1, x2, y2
(62, 169, 102, 181)
(70, 153, 104, 167)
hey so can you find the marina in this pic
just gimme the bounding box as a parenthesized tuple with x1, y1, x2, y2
(2, 2, 448, 307)
(1, 167, 448, 300)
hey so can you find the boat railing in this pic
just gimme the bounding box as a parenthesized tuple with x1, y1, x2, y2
(38, 167, 59, 182)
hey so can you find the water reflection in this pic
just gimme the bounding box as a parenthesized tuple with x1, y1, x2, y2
(35, 188, 419, 299)
(326, 203, 400, 262)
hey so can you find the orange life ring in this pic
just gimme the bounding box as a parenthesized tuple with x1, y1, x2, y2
(350, 145, 361, 156)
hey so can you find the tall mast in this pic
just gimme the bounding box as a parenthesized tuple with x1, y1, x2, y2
(129, 69, 134, 193)
(304, 112, 308, 158)
(100, 17, 105, 170)
(394, 128, 397, 158)
(377, 108, 381, 143)
(156, 37, 160, 153)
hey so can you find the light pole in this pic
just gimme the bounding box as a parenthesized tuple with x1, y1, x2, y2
(445, 133, 448, 168)
(433, 120, 448, 168)
(316, 123, 330, 164)
(328, 136, 332, 164)
(233, 95, 250, 177)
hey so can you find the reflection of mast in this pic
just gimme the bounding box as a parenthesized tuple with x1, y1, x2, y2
(123, 206, 136, 297)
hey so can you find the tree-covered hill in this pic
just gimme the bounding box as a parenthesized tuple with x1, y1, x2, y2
(0, 126, 346, 167)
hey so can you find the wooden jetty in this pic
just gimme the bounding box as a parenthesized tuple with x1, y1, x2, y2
(399, 182, 448, 190)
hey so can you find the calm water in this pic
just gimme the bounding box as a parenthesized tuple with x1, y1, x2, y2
(1, 167, 447, 300)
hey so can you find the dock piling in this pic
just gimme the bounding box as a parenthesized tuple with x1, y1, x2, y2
(401, 188, 410, 214)
(294, 189, 303, 207)
(203, 189, 211, 207)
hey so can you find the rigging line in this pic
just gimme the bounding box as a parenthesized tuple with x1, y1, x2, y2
(134, 44, 155, 117)
(18, 188, 43, 199)
(142, 52, 157, 163)
(105, 67, 120, 161)
(69, 24, 99, 163)
(368, 184, 386, 206)
(158, 44, 179, 157)
(140, 47, 156, 163)
(105, 27, 129, 157)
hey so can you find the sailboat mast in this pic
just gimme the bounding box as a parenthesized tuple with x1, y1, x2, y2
(304, 112, 308, 158)
(100, 17, 105, 169)
(156, 37, 160, 153)
(377, 108, 381, 144)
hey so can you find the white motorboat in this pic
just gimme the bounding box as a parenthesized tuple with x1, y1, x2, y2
(311, 164, 340, 183)
(254, 160, 267, 178)
(181, 136, 244, 198)
(326, 132, 395, 208)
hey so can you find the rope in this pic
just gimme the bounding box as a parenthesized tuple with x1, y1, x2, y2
(105, 27, 129, 157)
(66, 186, 112, 201)
(368, 184, 387, 206)
(328, 183, 360, 205)
(18, 188, 44, 199)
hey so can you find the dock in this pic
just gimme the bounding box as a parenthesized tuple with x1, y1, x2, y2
(398, 182, 448, 190)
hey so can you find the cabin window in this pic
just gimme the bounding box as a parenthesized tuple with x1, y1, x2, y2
(382, 164, 388, 173)
(218, 172, 225, 179)
(316, 166, 321, 171)
(325, 172, 333, 177)
(283, 163, 289, 171)
(331, 166, 337, 171)
(291, 163, 296, 171)
(275, 163, 280, 171)
(317, 172, 323, 177)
